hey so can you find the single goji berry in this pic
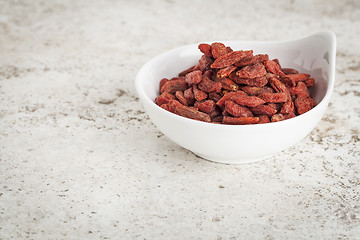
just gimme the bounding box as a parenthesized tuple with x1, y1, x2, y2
(290, 81, 310, 98)
(220, 78, 238, 91)
(185, 70, 202, 85)
(258, 115, 270, 124)
(268, 77, 289, 94)
(216, 91, 248, 108)
(217, 65, 237, 78)
(209, 107, 222, 119)
(198, 43, 212, 57)
(222, 116, 260, 125)
(155, 92, 176, 106)
(208, 92, 222, 102)
(160, 78, 187, 94)
(211, 42, 228, 59)
(225, 100, 253, 117)
(192, 85, 208, 101)
(286, 73, 310, 82)
(159, 78, 169, 90)
(226, 46, 233, 53)
(282, 68, 299, 75)
(305, 78, 315, 87)
(265, 60, 285, 77)
(250, 104, 277, 116)
(258, 92, 287, 103)
(294, 96, 316, 115)
(280, 100, 295, 114)
(212, 116, 223, 123)
(283, 112, 296, 120)
(198, 55, 213, 71)
(236, 63, 267, 79)
(241, 86, 274, 96)
(271, 113, 285, 122)
(232, 95, 265, 108)
(198, 76, 222, 93)
(230, 73, 268, 87)
(169, 100, 211, 122)
(279, 76, 296, 88)
(160, 103, 171, 112)
(184, 87, 195, 105)
(194, 100, 216, 113)
(175, 91, 188, 106)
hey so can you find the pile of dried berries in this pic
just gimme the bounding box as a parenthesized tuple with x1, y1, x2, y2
(155, 42, 316, 124)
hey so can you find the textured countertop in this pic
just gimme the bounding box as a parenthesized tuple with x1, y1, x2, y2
(1, 0, 359, 239)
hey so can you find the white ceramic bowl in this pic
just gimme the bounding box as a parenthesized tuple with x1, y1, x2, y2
(135, 31, 336, 164)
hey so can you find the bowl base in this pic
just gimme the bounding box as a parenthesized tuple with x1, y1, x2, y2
(193, 152, 271, 165)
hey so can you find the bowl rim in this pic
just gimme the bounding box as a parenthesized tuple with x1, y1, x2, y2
(135, 31, 336, 129)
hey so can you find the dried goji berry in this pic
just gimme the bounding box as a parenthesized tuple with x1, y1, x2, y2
(203, 70, 213, 80)
(282, 68, 299, 75)
(193, 85, 208, 101)
(198, 43, 212, 57)
(222, 116, 260, 125)
(175, 91, 188, 106)
(211, 42, 228, 59)
(225, 100, 253, 117)
(290, 81, 310, 98)
(250, 104, 277, 116)
(305, 78, 315, 87)
(198, 76, 222, 93)
(220, 78, 238, 91)
(208, 92, 222, 102)
(271, 113, 285, 122)
(286, 73, 310, 82)
(226, 46, 233, 53)
(216, 91, 248, 108)
(155, 92, 176, 106)
(199, 55, 213, 71)
(211, 115, 223, 123)
(294, 96, 316, 115)
(209, 107, 222, 119)
(160, 78, 187, 94)
(211, 50, 253, 68)
(185, 70, 202, 85)
(280, 100, 295, 114)
(217, 65, 237, 78)
(258, 115, 270, 124)
(268, 77, 289, 95)
(169, 100, 211, 122)
(265, 60, 285, 77)
(253, 54, 269, 64)
(194, 100, 216, 113)
(258, 92, 287, 103)
(279, 76, 296, 88)
(272, 59, 281, 68)
(159, 78, 169, 90)
(184, 87, 195, 105)
(267, 102, 282, 112)
(236, 63, 267, 79)
(241, 86, 274, 96)
(232, 95, 265, 108)
(230, 73, 268, 87)
(160, 103, 171, 112)
(283, 112, 296, 120)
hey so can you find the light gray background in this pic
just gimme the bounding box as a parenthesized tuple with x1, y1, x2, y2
(1, 0, 359, 239)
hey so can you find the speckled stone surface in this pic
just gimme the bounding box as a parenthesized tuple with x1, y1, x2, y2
(0, 0, 359, 239)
